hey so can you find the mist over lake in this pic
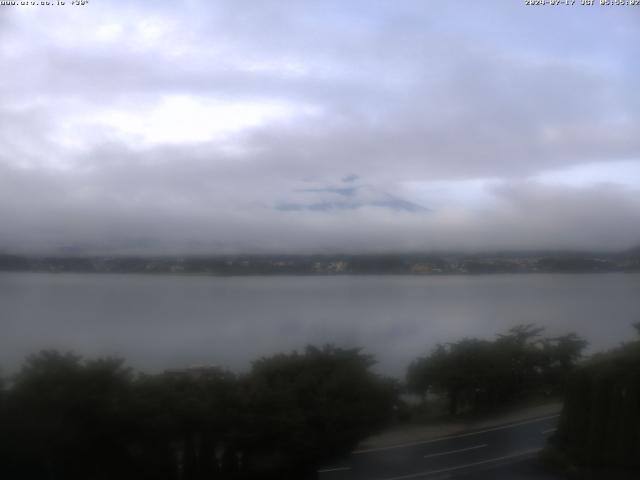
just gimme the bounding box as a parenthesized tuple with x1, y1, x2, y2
(1, 272, 638, 377)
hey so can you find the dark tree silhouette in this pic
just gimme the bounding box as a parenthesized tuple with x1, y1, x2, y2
(0, 346, 395, 480)
(407, 325, 587, 415)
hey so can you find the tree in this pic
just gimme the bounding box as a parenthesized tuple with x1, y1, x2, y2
(0, 346, 396, 480)
(243, 345, 396, 477)
(407, 325, 587, 416)
(130, 366, 241, 480)
(540, 333, 589, 393)
(408, 339, 498, 415)
(4, 351, 135, 480)
(554, 327, 640, 470)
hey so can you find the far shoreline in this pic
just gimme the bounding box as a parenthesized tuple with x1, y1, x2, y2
(1, 251, 638, 276)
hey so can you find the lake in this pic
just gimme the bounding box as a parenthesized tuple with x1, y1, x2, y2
(1, 272, 638, 377)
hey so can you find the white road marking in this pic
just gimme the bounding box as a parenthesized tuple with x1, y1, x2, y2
(378, 448, 542, 480)
(352, 414, 560, 454)
(542, 428, 557, 434)
(423, 443, 487, 459)
(317, 466, 351, 473)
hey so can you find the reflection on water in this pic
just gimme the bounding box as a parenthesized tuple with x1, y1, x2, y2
(1, 272, 638, 376)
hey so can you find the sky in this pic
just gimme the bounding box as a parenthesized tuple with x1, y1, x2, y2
(1, 0, 639, 254)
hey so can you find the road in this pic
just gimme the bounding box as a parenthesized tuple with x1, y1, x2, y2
(318, 414, 561, 480)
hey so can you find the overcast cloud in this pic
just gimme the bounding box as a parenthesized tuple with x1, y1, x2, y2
(1, 0, 639, 254)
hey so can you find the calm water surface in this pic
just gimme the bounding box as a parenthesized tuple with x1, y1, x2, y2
(1, 272, 638, 376)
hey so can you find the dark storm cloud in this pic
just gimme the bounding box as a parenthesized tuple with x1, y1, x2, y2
(1, 0, 639, 253)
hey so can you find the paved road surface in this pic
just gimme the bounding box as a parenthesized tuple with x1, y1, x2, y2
(318, 414, 561, 480)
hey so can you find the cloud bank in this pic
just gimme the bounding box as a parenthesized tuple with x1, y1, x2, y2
(1, 0, 639, 253)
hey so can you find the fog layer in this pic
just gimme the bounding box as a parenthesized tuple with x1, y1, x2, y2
(1, 1, 639, 253)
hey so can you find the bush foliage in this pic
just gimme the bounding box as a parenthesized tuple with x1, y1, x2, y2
(554, 325, 640, 470)
(0, 346, 395, 480)
(407, 325, 587, 415)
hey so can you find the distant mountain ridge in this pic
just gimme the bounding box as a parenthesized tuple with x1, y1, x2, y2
(277, 184, 429, 213)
